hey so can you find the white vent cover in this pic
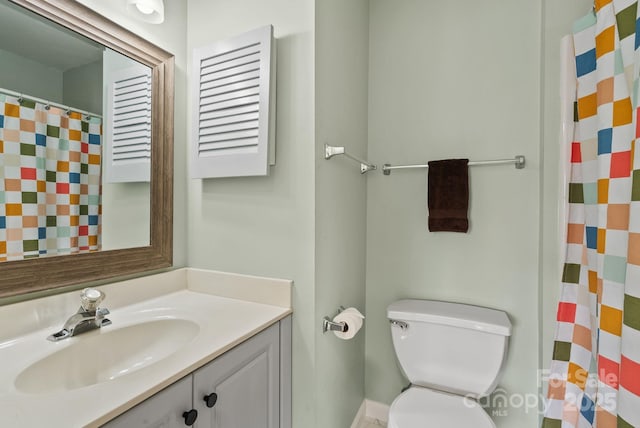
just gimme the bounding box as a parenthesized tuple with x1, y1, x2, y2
(105, 65, 152, 183)
(191, 25, 276, 178)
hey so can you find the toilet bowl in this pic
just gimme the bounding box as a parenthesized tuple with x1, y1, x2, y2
(386, 299, 512, 428)
(388, 387, 495, 428)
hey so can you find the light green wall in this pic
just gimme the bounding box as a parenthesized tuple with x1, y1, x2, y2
(100, 49, 150, 251)
(315, 1, 369, 426)
(75, 0, 188, 268)
(11, 1, 596, 426)
(365, 1, 542, 426)
(0, 48, 63, 102)
(63, 60, 103, 115)
(185, 1, 316, 427)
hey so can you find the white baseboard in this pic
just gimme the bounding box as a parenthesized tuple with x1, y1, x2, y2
(351, 399, 390, 428)
(365, 399, 390, 422)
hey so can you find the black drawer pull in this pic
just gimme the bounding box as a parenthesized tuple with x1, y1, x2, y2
(204, 392, 218, 408)
(182, 409, 198, 426)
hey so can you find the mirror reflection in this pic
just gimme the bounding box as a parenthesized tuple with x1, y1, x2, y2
(0, 0, 151, 262)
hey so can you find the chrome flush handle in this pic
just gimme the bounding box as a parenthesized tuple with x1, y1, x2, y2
(389, 319, 409, 331)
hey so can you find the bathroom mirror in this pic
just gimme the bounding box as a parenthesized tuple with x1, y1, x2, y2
(0, 0, 174, 298)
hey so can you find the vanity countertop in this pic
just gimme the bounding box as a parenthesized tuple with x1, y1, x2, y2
(0, 268, 292, 427)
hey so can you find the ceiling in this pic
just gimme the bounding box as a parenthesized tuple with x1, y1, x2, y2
(0, 0, 103, 71)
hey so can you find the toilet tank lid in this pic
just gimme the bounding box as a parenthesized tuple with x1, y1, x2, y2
(387, 299, 512, 336)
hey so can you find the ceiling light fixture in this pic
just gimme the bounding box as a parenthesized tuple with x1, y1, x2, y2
(126, 0, 165, 24)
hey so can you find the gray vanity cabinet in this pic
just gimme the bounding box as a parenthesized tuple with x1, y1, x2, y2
(193, 322, 279, 427)
(102, 375, 193, 428)
(103, 317, 291, 428)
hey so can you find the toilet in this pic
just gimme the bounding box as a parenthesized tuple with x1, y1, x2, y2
(386, 299, 512, 428)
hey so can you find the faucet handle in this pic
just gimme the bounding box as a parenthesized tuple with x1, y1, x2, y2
(80, 288, 105, 312)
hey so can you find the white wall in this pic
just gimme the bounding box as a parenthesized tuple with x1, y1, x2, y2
(364, 1, 542, 426)
(315, 0, 369, 426)
(185, 1, 316, 426)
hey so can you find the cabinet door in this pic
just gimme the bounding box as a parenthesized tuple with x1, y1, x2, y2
(102, 375, 194, 428)
(193, 323, 280, 428)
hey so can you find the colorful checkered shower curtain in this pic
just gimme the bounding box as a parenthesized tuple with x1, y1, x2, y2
(542, 1, 640, 427)
(0, 94, 102, 261)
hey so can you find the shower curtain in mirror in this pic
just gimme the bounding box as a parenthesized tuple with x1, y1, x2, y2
(0, 94, 102, 261)
(543, 1, 640, 427)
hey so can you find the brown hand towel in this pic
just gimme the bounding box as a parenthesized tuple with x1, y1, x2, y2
(427, 159, 469, 233)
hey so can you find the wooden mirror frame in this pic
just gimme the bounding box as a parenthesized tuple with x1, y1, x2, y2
(0, 0, 174, 299)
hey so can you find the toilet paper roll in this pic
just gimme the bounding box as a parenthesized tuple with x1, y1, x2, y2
(333, 307, 365, 340)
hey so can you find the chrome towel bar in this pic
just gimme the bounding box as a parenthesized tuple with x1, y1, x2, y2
(382, 155, 525, 175)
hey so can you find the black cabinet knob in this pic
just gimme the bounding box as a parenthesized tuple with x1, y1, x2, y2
(182, 409, 198, 426)
(204, 392, 218, 408)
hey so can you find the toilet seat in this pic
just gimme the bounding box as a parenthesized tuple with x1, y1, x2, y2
(387, 387, 496, 428)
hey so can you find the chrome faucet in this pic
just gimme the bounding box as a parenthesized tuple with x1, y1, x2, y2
(47, 288, 112, 342)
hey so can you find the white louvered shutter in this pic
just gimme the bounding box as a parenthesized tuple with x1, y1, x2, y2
(191, 25, 276, 178)
(105, 65, 152, 183)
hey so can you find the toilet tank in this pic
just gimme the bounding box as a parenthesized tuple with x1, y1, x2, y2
(387, 299, 511, 398)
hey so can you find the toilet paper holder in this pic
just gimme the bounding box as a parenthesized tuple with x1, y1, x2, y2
(322, 306, 348, 333)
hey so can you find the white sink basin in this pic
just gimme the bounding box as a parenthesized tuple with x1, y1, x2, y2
(15, 318, 199, 394)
